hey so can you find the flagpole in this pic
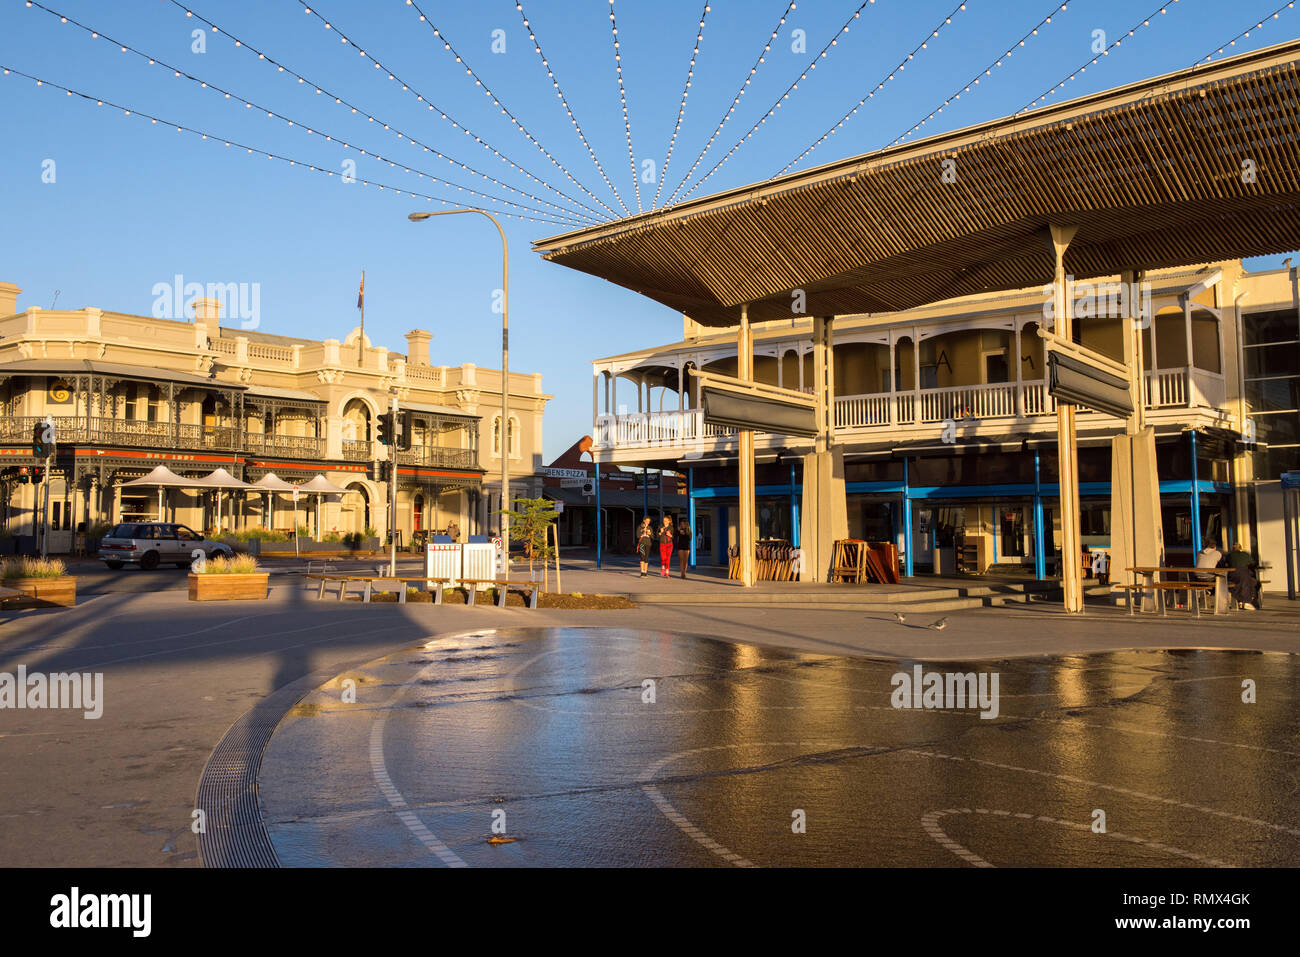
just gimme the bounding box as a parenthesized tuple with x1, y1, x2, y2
(358, 269, 365, 367)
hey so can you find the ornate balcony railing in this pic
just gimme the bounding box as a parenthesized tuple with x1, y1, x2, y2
(395, 445, 476, 469)
(342, 440, 372, 461)
(4, 416, 324, 458)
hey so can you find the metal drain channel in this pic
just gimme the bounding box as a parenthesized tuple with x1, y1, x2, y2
(195, 662, 365, 867)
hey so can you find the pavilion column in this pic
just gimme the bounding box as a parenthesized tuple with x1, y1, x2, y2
(1014, 322, 1023, 416)
(888, 338, 898, 425)
(1050, 224, 1083, 613)
(737, 305, 756, 587)
(1183, 294, 1194, 398)
(798, 315, 848, 582)
(912, 329, 921, 420)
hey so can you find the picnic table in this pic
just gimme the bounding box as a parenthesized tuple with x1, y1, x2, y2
(1123, 566, 1231, 616)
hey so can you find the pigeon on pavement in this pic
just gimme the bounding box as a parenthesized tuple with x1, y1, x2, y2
(893, 611, 906, 624)
(927, 617, 949, 631)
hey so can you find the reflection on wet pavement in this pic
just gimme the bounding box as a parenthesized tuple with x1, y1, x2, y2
(258, 629, 1300, 867)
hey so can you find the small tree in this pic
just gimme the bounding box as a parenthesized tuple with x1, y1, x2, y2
(501, 497, 557, 577)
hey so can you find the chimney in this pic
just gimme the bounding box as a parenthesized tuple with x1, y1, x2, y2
(405, 329, 432, 366)
(192, 297, 223, 323)
(0, 282, 21, 317)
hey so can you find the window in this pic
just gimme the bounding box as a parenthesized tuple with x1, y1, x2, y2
(984, 353, 1009, 384)
(492, 415, 520, 458)
(1243, 308, 1300, 479)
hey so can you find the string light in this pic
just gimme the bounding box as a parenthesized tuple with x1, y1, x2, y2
(608, 0, 641, 213)
(1192, 0, 1295, 66)
(159, 1, 607, 223)
(26, 1, 591, 226)
(664, 1, 796, 206)
(774, 2, 968, 177)
(398, 0, 620, 220)
(514, 1, 628, 216)
(0, 64, 571, 226)
(886, 1, 1069, 145)
(651, 2, 710, 210)
(1018, 1, 1183, 114)
(678, 0, 879, 202)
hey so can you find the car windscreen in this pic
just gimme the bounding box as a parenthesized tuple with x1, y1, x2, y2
(109, 524, 143, 539)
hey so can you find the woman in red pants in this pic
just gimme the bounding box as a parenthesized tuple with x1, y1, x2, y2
(658, 516, 675, 578)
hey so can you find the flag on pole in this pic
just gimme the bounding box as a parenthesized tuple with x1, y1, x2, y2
(356, 272, 365, 309)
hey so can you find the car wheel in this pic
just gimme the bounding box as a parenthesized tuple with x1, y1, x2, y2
(140, 550, 160, 571)
(105, 560, 124, 570)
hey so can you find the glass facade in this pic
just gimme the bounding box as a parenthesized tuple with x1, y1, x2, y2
(1243, 307, 1300, 479)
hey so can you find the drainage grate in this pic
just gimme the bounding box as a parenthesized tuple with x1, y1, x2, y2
(195, 663, 364, 868)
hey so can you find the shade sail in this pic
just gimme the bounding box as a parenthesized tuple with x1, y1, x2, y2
(296, 474, 355, 496)
(534, 40, 1300, 327)
(119, 465, 204, 488)
(250, 472, 300, 492)
(193, 467, 256, 490)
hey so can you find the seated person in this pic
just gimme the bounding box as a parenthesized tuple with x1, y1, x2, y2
(1225, 541, 1262, 610)
(1194, 540, 1223, 582)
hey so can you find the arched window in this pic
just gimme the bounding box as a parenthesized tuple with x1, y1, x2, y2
(491, 415, 520, 458)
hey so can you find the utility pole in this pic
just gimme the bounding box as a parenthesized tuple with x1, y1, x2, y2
(389, 392, 399, 577)
(35, 417, 56, 559)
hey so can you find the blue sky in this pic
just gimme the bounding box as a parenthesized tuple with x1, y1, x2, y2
(2, 0, 1297, 461)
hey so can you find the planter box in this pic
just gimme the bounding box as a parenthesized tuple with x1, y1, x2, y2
(187, 573, 270, 602)
(0, 539, 17, 556)
(3, 576, 77, 607)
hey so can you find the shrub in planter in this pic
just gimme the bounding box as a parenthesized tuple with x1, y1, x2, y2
(188, 554, 269, 601)
(1, 556, 76, 606)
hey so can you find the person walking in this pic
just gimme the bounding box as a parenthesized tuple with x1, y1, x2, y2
(675, 516, 692, 579)
(636, 517, 653, 577)
(658, 515, 675, 578)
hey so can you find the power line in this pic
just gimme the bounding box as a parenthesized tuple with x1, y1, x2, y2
(24, 1, 589, 226)
(290, 1, 612, 221)
(153, 0, 595, 223)
(678, 0, 880, 202)
(0, 64, 568, 226)
(663, 0, 796, 206)
(514, 0, 629, 215)
(652, 2, 711, 210)
(396, 0, 620, 220)
(1017, 1, 1184, 115)
(608, 0, 641, 213)
(774, 1, 969, 177)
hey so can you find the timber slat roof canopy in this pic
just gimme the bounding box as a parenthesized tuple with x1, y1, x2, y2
(534, 40, 1300, 327)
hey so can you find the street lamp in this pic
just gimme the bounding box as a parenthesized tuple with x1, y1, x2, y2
(408, 209, 510, 563)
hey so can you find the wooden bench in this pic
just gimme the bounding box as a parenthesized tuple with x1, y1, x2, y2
(304, 574, 451, 604)
(455, 578, 542, 609)
(1119, 580, 1214, 616)
(0, 585, 24, 604)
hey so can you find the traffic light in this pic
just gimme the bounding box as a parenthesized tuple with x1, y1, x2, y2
(376, 412, 394, 446)
(29, 466, 45, 485)
(397, 411, 414, 452)
(377, 461, 392, 483)
(32, 420, 55, 458)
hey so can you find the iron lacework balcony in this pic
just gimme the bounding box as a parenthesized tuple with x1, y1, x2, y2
(4, 415, 325, 459)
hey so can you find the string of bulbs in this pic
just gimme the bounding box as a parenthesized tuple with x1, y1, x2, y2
(149, 0, 596, 224)
(774, 1, 969, 177)
(652, 2, 711, 210)
(514, 0, 630, 216)
(678, 0, 880, 202)
(24, 0, 589, 227)
(0, 64, 569, 226)
(397, 0, 621, 220)
(663, 0, 797, 207)
(608, 0, 642, 213)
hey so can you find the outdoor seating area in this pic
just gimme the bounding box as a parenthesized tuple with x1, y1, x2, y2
(829, 540, 902, 585)
(305, 572, 540, 608)
(1122, 566, 1232, 616)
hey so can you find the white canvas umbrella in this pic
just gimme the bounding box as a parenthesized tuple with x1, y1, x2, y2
(193, 468, 256, 534)
(294, 474, 357, 539)
(119, 465, 205, 520)
(250, 472, 298, 532)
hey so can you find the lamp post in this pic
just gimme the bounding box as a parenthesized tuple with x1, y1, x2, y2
(408, 209, 510, 563)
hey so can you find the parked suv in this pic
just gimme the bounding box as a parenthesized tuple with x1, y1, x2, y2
(99, 523, 234, 570)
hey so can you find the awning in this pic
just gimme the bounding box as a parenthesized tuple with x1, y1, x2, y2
(296, 474, 355, 496)
(250, 472, 300, 492)
(543, 486, 687, 510)
(0, 359, 246, 389)
(534, 40, 1300, 327)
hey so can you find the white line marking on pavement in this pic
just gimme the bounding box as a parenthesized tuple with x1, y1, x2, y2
(921, 808, 1234, 868)
(368, 716, 466, 868)
(908, 749, 1300, 839)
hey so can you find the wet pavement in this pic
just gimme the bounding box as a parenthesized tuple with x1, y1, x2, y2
(259, 628, 1300, 867)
